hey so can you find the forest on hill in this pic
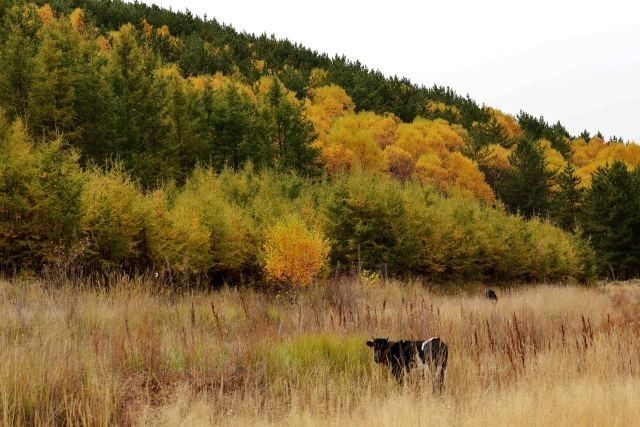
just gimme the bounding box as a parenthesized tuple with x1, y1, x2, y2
(1, 0, 640, 284)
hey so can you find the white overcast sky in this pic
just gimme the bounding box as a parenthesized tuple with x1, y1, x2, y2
(142, 0, 640, 141)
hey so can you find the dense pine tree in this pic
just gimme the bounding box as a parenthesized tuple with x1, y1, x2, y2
(0, 4, 40, 119)
(551, 162, 583, 230)
(263, 79, 318, 174)
(28, 18, 78, 139)
(580, 162, 640, 279)
(579, 130, 591, 141)
(157, 65, 205, 182)
(211, 84, 268, 170)
(500, 138, 554, 218)
(72, 34, 115, 163)
(517, 112, 571, 158)
(106, 23, 171, 186)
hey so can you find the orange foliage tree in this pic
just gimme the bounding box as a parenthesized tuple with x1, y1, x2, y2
(487, 107, 524, 141)
(395, 118, 494, 202)
(304, 84, 354, 145)
(69, 8, 85, 33)
(416, 151, 495, 203)
(570, 136, 640, 187)
(540, 139, 567, 173)
(324, 113, 388, 173)
(383, 145, 415, 181)
(321, 144, 356, 175)
(264, 216, 329, 287)
(36, 4, 55, 26)
(485, 144, 512, 171)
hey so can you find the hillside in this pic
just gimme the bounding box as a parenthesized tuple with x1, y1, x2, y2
(1, 0, 640, 281)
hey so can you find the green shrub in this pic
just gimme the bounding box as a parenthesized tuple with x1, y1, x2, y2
(80, 165, 146, 268)
(323, 172, 416, 274)
(170, 167, 255, 278)
(322, 171, 594, 282)
(412, 192, 593, 281)
(0, 118, 83, 271)
(143, 187, 211, 274)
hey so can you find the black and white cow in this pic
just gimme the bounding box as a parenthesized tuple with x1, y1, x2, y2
(366, 337, 448, 390)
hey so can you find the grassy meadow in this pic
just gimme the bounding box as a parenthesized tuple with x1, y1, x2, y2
(2, 277, 640, 426)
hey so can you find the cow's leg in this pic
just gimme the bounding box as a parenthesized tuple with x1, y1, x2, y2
(435, 346, 448, 393)
(391, 359, 404, 383)
(438, 367, 446, 392)
(429, 364, 444, 393)
(428, 362, 440, 393)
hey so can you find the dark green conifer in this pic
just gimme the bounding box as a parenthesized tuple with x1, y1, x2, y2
(580, 161, 640, 279)
(500, 138, 554, 218)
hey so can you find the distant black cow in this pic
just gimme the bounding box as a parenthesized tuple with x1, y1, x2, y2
(484, 289, 498, 301)
(366, 337, 448, 391)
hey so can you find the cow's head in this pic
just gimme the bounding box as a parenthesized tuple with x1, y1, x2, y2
(366, 338, 390, 364)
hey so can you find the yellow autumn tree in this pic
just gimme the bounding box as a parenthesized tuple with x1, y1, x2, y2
(571, 138, 640, 187)
(37, 4, 55, 26)
(305, 84, 355, 145)
(383, 145, 415, 181)
(140, 18, 153, 35)
(540, 139, 566, 173)
(255, 75, 298, 104)
(415, 151, 495, 203)
(187, 72, 255, 101)
(426, 101, 462, 122)
(143, 188, 211, 274)
(252, 58, 266, 73)
(171, 168, 254, 274)
(156, 24, 170, 38)
(69, 8, 85, 33)
(572, 136, 606, 167)
(487, 107, 524, 140)
(321, 144, 356, 175)
(95, 35, 111, 52)
(308, 68, 329, 89)
(324, 112, 391, 172)
(264, 216, 329, 287)
(485, 144, 512, 171)
(80, 166, 147, 267)
(354, 111, 399, 148)
(382, 117, 493, 201)
(595, 142, 640, 167)
(571, 136, 605, 186)
(394, 118, 467, 158)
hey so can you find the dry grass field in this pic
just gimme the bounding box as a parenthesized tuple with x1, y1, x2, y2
(2, 277, 640, 426)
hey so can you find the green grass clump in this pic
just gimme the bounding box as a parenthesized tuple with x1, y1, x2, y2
(257, 334, 371, 380)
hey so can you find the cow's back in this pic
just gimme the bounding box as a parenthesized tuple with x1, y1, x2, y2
(420, 337, 448, 367)
(390, 340, 417, 366)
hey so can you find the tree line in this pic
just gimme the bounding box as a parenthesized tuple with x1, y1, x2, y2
(1, 1, 639, 280)
(0, 117, 592, 283)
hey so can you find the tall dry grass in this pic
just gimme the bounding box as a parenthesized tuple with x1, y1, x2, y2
(1, 277, 640, 426)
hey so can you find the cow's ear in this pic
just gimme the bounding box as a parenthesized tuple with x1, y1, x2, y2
(366, 340, 374, 347)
